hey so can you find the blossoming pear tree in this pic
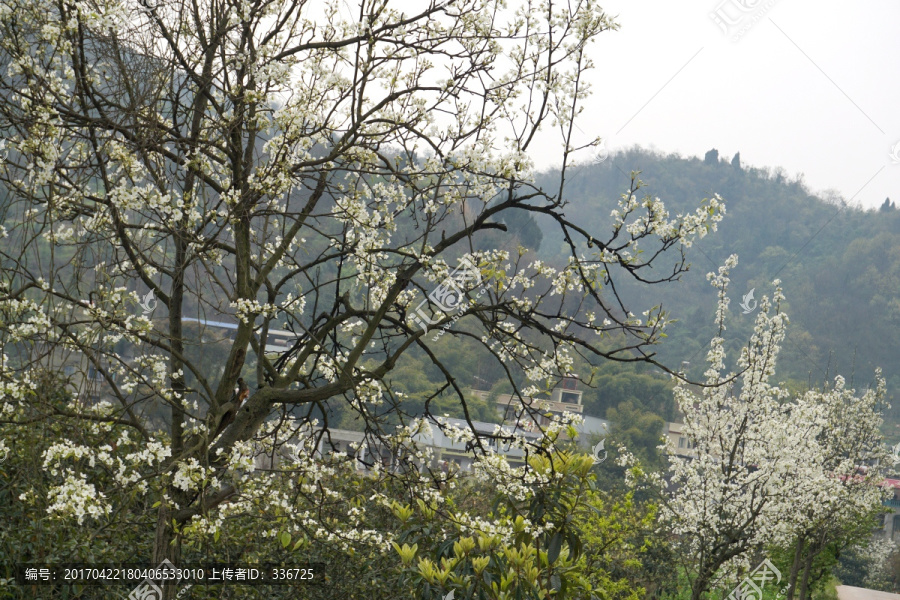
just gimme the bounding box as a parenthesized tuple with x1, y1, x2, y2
(0, 0, 724, 586)
(664, 256, 890, 600)
(777, 375, 891, 600)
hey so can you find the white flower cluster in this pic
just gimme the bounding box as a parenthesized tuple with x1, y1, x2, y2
(46, 474, 111, 525)
(471, 452, 549, 502)
(613, 191, 725, 250)
(172, 458, 219, 492)
(858, 538, 897, 588)
(665, 257, 891, 585)
(0, 353, 35, 414)
(231, 298, 279, 325)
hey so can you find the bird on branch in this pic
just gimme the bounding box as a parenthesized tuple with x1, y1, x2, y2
(214, 377, 249, 440)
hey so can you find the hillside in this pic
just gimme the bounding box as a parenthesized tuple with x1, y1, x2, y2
(532, 147, 900, 433)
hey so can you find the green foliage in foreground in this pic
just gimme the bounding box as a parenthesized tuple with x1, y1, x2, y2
(1, 392, 664, 599)
(389, 452, 658, 600)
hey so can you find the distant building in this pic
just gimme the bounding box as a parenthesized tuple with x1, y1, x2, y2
(254, 417, 541, 473)
(181, 317, 297, 355)
(881, 478, 900, 542)
(666, 422, 696, 459)
(415, 417, 541, 470)
(575, 415, 610, 442)
(471, 375, 584, 431)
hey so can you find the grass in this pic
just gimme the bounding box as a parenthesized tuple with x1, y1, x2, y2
(815, 575, 841, 600)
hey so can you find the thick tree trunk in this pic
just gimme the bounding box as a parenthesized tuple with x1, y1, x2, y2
(152, 502, 182, 600)
(691, 579, 707, 600)
(797, 539, 817, 600)
(787, 533, 806, 600)
(691, 563, 717, 600)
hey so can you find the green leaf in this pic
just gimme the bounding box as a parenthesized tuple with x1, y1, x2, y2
(547, 531, 563, 565)
(280, 531, 291, 548)
(551, 573, 562, 591)
(437, 538, 455, 558)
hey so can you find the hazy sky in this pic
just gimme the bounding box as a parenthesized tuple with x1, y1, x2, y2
(528, 0, 900, 210)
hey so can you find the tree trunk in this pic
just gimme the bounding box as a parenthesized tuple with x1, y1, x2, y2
(692, 562, 717, 600)
(691, 579, 707, 600)
(787, 533, 806, 600)
(152, 501, 182, 600)
(797, 539, 818, 600)
(170, 233, 186, 458)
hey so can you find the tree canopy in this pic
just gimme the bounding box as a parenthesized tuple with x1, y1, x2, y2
(0, 0, 723, 594)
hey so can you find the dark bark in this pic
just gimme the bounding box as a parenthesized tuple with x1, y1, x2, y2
(152, 502, 181, 600)
(797, 538, 818, 600)
(786, 533, 806, 600)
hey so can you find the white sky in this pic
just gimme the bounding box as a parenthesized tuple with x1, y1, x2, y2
(528, 0, 900, 209)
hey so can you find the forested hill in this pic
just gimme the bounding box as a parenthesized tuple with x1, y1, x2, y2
(534, 147, 900, 429)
